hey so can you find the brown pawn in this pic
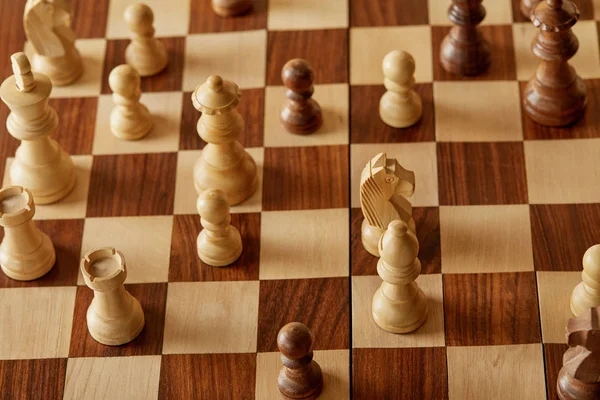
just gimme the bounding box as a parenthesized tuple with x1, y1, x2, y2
(439, 0, 490, 76)
(277, 322, 323, 399)
(556, 306, 600, 399)
(280, 59, 323, 135)
(523, 0, 587, 126)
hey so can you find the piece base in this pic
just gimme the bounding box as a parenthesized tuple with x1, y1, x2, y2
(0, 236, 56, 281)
(30, 50, 83, 87)
(87, 305, 145, 346)
(440, 30, 491, 77)
(212, 1, 253, 17)
(125, 44, 168, 77)
(372, 307, 428, 334)
(523, 78, 587, 127)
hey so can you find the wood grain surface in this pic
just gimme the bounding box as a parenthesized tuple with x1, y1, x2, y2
(86, 153, 177, 217)
(257, 277, 349, 352)
(267, 29, 348, 85)
(169, 213, 261, 281)
(443, 272, 541, 346)
(69, 283, 167, 357)
(72, 0, 109, 38)
(350, 0, 429, 26)
(159, 353, 256, 400)
(262, 145, 349, 211)
(350, 84, 435, 143)
(0, 358, 67, 400)
(437, 142, 529, 205)
(189, 0, 267, 33)
(49, 97, 97, 155)
(544, 343, 569, 400)
(352, 348, 448, 400)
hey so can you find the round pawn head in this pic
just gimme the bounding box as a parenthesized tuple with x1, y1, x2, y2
(124, 3, 155, 35)
(109, 64, 140, 97)
(277, 322, 313, 360)
(583, 244, 600, 281)
(197, 189, 230, 224)
(382, 50, 416, 85)
(281, 59, 314, 92)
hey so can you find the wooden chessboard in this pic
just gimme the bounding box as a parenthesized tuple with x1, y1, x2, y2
(1, 0, 600, 398)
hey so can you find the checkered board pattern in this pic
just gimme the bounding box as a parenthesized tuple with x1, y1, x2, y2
(1, 0, 600, 398)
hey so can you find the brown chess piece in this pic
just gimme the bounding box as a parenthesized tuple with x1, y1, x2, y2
(521, 0, 541, 18)
(439, 0, 491, 76)
(522, 0, 587, 127)
(277, 322, 323, 399)
(556, 306, 600, 399)
(280, 59, 323, 135)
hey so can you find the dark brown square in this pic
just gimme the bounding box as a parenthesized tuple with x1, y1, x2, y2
(511, 0, 594, 23)
(432, 25, 517, 81)
(521, 80, 600, 139)
(69, 282, 167, 357)
(263, 145, 349, 211)
(159, 353, 256, 400)
(437, 142, 529, 205)
(49, 97, 97, 155)
(0, 219, 83, 288)
(72, 0, 109, 38)
(0, 358, 67, 400)
(101, 37, 185, 94)
(350, 84, 435, 143)
(352, 348, 448, 400)
(544, 343, 568, 400)
(0, 1, 26, 79)
(189, 0, 267, 33)
(267, 29, 348, 85)
(530, 204, 600, 271)
(257, 277, 349, 352)
(443, 272, 541, 346)
(86, 152, 177, 217)
(350, 0, 429, 26)
(169, 213, 260, 281)
(179, 89, 264, 150)
(351, 207, 441, 275)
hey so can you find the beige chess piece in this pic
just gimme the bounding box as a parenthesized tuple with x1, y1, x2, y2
(571, 244, 600, 317)
(124, 3, 168, 77)
(379, 50, 422, 128)
(80, 248, 145, 346)
(24, 0, 83, 86)
(0, 53, 76, 204)
(192, 75, 258, 205)
(212, 0, 253, 17)
(197, 189, 243, 267)
(109, 64, 152, 140)
(360, 153, 415, 257)
(0, 186, 55, 281)
(372, 220, 427, 333)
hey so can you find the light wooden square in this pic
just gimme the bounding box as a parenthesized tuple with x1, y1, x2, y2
(428, 0, 513, 26)
(163, 281, 259, 354)
(255, 350, 350, 400)
(350, 26, 433, 85)
(264, 84, 349, 148)
(350, 143, 439, 208)
(267, 0, 348, 30)
(106, 0, 191, 39)
(173, 148, 264, 215)
(440, 205, 534, 274)
(352, 275, 445, 348)
(525, 139, 600, 204)
(92, 92, 182, 155)
(3, 156, 93, 220)
(447, 344, 546, 400)
(79, 216, 173, 284)
(536, 271, 581, 344)
(513, 21, 600, 81)
(0, 287, 76, 360)
(434, 81, 523, 142)
(64, 356, 161, 400)
(259, 208, 349, 280)
(24, 39, 106, 99)
(183, 30, 267, 91)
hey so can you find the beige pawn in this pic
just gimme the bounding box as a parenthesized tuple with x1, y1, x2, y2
(109, 65, 152, 140)
(124, 3, 168, 77)
(379, 50, 423, 128)
(192, 75, 258, 205)
(570, 245, 600, 317)
(197, 189, 242, 267)
(24, 0, 83, 86)
(0, 53, 76, 204)
(0, 186, 55, 281)
(80, 248, 145, 346)
(372, 220, 427, 333)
